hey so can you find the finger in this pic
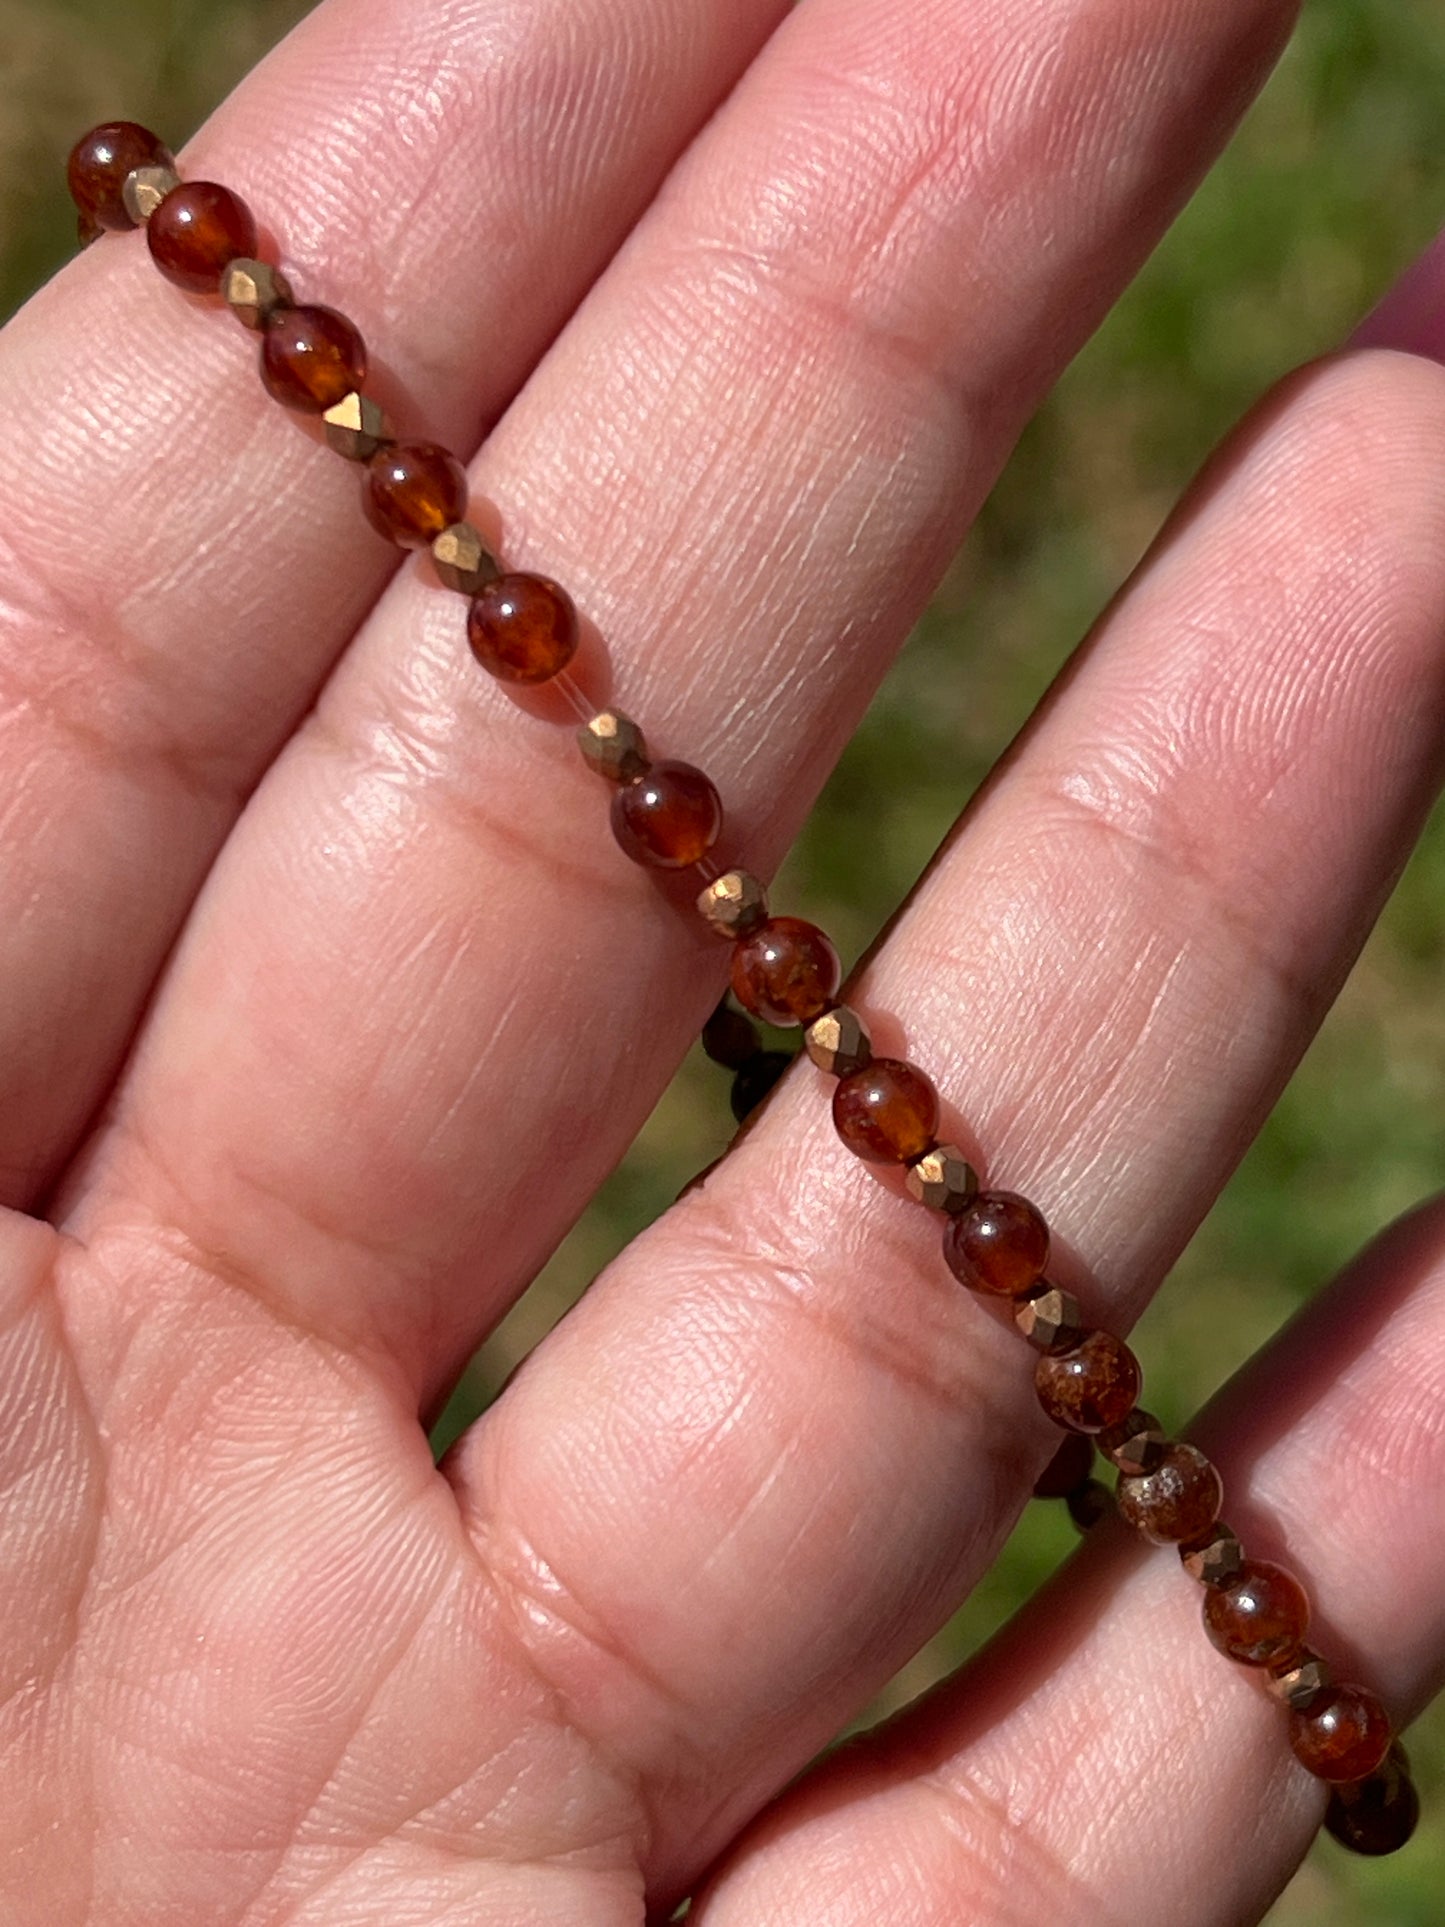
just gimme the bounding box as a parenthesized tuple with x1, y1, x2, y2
(0, 0, 788, 1201)
(446, 345, 1445, 1898)
(693, 1198, 1445, 1926)
(84, 0, 1301, 1398)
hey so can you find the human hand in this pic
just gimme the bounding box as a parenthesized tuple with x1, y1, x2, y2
(5, 0, 1445, 1919)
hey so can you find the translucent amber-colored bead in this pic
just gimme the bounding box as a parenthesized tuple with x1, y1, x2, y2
(365, 442, 468, 548)
(1115, 1442, 1222, 1545)
(611, 761, 722, 869)
(832, 1058, 939, 1164)
(1034, 1330, 1141, 1433)
(147, 182, 258, 292)
(1032, 1431, 1094, 1499)
(261, 305, 368, 414)
(1325, 1751, 1419, 1856)
(1202, 1559, 1309, 1666)
(67, 121, 173, 230)
(731, 1050, 792, 1123)
(468, 573, 580, 687)
(943, 1190, 1049, 1296)
(1291, 1685, 1393, 1784)
(730, 917, 841, 1028)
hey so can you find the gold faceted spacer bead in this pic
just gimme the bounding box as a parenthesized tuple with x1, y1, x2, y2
(578, 710, 649, 784)
(432, 522, 501, 596)
(221, 257, 294, 331)
(1179, 1522, 1246, 1588)
(122, 162, 181, 224)
(322, 389, 392, 462)
(696, 870, 767, 940)
(804, 1005, 871, 1078)
(905, 1143, 978, 1213)
(1014, 1283, 1084, 1354)
(1268, 1650, 1334, 1712)
(1097, 1408, 1169, 1476)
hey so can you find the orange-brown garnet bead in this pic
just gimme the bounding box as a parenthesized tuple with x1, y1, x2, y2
(1290, 1685, 1393, 1784)
(468, 573, 580, 686)
(943, 1190, 1049, 1296)
(730, 917, 841, 1028)
(1202, 1559, 1309, 1666)
(611, 761, 723, 869)
(1114, 1442, 1222, 1545)
(67, 121, 173, 231)
(364, 442, 468, 547)
(261, 305, 368, 413)
(1034, 1330, 1141, 1433)
(147, 181, 258, 292)
(832, 1058, 939, 1164)
(1325, 1750, 1419, 1856)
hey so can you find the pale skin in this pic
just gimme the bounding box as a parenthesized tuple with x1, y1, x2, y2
(5, 0, 1445, 1919)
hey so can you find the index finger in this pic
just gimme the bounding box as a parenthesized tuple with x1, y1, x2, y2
(0, 0, 788, 1200)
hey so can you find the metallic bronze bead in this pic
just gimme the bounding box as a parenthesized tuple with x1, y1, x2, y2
(121, 162, 180, 224)
(1014, 1283, 1085, 1354)
(578, 711, 649, 783)
(905, 1144, 978, 1213)
(1097, 1408, 1169, 1476)
(1268, 1650, 1334, 1713)
(322, 390, 391, 463)
(432, 522, 501, 596)
(696, 870, 767, 939)
(804, 1006, 871, 1079)
(221, 257, 294, 331)
(1179, 1522, 1246, 1588)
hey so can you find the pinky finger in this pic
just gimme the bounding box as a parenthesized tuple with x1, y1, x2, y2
(692, 1200, 1445, 1927)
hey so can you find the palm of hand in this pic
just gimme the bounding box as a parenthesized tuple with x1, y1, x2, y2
(6, 0, 1445, 1921)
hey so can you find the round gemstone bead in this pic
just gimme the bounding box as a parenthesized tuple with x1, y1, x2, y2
(1290, 1685, 1393, 1784)
(1032, 1431, 1094, 1500)
(67, 121, 173, 231)
(1325, 1752, 1420, 1855)
(730, 917, 841, 1028)
(1034, 1330, 1141, 1433)
(1115, 1442, 1222, 1545)
(1202, 1559, 1309, 1666)
(147, 182, 258, 293)
(832, 1058, 939, 1164)
(943, 1190, 1050, 1296)
(364, 442, 468, 548)
(261, 305, 368, 413)
(730, 1050, 792, 1124)
(611, 761, 723, 869)
(468, 574, 580, 687)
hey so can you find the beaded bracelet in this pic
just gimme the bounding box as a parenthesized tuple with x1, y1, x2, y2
(66, 119, 1419, 1861)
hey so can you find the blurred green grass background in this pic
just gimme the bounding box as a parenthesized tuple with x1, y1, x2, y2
(5, 0, 1445, 1918)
